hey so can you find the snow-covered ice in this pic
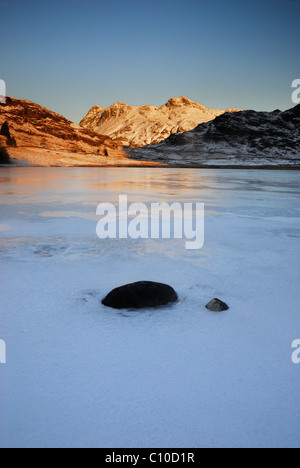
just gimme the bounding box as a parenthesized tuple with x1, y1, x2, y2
(0, 167, 299, 448)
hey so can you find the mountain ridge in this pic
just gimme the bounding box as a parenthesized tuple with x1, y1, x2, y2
(80, 96, 241, 148)
(0, 96, 122, 154)
(0, 97, 160, 166)
(128, 105, 300, 167)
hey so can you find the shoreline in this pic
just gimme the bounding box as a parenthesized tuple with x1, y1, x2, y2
(4, 146, 166, 168)
(2, 147, 299, 170)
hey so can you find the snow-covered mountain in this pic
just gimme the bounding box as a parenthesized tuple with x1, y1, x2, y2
(80, 96, 240, 148)
(128, 105, 300, 167)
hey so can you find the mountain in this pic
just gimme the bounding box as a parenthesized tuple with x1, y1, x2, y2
(0, 97, 130, 166)
(80, 96, 240, 148)
(128, 105, 300, 167)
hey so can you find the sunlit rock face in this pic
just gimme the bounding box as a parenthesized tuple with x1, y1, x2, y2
(0, 97, 122, 155)
(80, 96, 240, 148)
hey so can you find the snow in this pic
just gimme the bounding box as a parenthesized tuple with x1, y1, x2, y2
(130, 143, 300, 167)
(128, 105, 300, 167)
(80, 97, 239, 148)
(0, 167, 300, 448)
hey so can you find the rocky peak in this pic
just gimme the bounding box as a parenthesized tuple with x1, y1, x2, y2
(80, 97, 241, 147)
(164, 96, 207, 111)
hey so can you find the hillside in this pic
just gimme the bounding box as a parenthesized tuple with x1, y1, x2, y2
(128, 105, 300, 167)
(80, 96, 240, 148)
(0, 97, 159, 166)
(0, 97, 122, 154)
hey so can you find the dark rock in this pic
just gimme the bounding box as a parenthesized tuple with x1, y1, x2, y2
(129, 104, 300, 166)
(167, 133, 190, 146)
(1, 121, 16, 149)
(206, 298, 229, 312)
(7, 137, 16, 147)
(0, 146, 11, 164)
(1, 121, 11, 139)
(102, 281, 178, 309)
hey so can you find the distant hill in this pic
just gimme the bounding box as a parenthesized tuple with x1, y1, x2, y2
(80, 96, 241, 148)
(128, 105, 300, 167)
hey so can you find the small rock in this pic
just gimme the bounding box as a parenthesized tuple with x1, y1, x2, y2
(206, 298, 229, 312)
(102, 281, 178, 310)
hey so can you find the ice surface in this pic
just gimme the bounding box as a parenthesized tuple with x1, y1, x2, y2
(0, 167, 299, 448)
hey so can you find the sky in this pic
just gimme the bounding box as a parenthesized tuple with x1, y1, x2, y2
(0, 0, 299, 123)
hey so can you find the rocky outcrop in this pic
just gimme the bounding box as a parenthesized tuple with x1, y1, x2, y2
(128, 105, 300, 167)
(0, 121, 17, 147)
(0, 145, 11, 165)
(102, 281, 178, 309)
(0, 97, 123, 156)
(80, 96, 240, 148)
(206, 299, 229, 312)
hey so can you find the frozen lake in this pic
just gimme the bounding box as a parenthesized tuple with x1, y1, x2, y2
(0, 167, 299, 448)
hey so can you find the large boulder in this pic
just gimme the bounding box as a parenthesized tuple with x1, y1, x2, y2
(102, 281, 178, 309)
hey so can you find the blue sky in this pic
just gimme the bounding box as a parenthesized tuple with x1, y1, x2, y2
(0, 0, 299, 122)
